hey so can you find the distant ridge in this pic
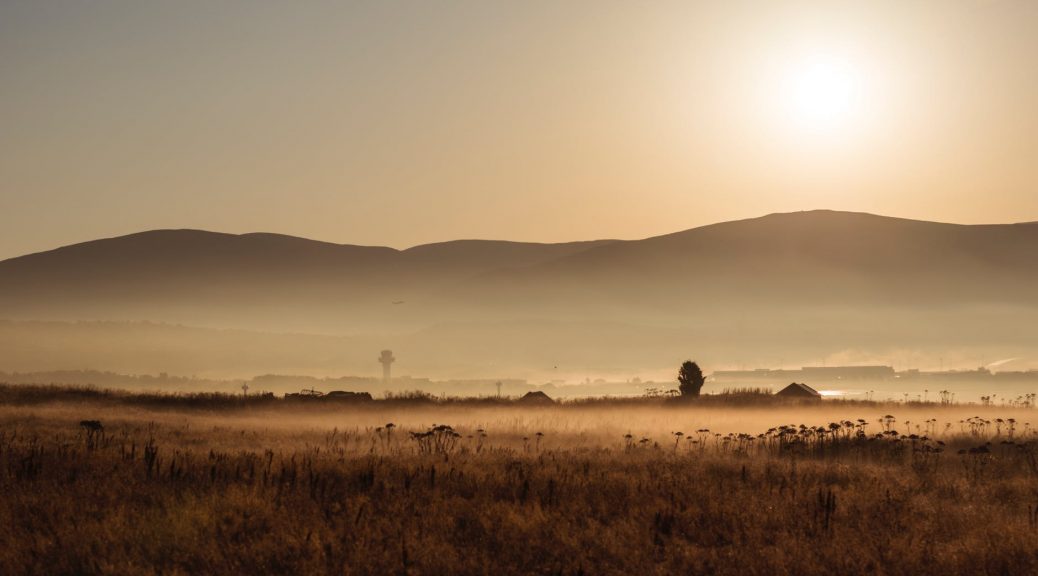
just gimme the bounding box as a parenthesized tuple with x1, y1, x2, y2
(0, 209, 1033, 350)
(3, 210, 1038, 318)
(9, 209, 1034, 263)
(1, 210, 1036, 376)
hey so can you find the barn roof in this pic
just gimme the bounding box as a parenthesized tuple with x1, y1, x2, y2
(775, 382, 821, 398)
(518, 390, 555, 404)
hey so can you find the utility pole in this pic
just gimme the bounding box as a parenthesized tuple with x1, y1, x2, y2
(241, 382, 249, 400)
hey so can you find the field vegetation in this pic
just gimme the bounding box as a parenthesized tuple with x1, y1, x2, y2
(2, 384, 1037, 574)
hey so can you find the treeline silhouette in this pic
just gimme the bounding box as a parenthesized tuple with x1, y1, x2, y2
(0, 383, 916, 409)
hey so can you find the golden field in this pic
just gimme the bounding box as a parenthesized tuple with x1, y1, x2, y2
(2, 386, 1037, 575)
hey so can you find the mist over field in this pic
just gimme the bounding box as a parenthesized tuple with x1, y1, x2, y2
(4, 1, 1038, 573)
(1, 211, 1036, 396)
(6, 387, 1038, 574)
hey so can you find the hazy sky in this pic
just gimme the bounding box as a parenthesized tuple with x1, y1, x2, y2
(2, 0, 1037, 260)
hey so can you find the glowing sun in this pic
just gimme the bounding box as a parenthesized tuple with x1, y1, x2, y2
(783, 54, 865, 134)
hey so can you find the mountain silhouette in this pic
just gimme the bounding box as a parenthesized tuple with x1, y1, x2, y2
(1, 210, 1036, 376)
(473, 210, 1038, 310)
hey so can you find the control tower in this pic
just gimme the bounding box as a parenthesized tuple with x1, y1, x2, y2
(379, 350, 395, 383)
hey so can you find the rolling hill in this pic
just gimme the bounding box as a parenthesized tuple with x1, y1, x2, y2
(1, 210, 1036, 377)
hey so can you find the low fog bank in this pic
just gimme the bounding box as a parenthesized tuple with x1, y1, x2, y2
(3, 363, 1037, 404)
(0, 316, 1035, 383)
(5, 400, 1038, 446)
(2, 213, 1037, 400)
(0, 370, 650, 399)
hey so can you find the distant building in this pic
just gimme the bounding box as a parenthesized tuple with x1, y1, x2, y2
(285, 389, 372, 402)
(325, 391, 373, 402)
(285, 388, 324, 399)
(713, 365, 895, 384)
(775, 382, 821, 400)
(518, 390, 555, 405)
(800, 366, 894, 380)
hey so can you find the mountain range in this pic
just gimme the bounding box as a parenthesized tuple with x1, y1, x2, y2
(1, 210, 1036, 378)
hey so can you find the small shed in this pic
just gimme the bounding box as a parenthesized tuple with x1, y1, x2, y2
(285, 388, 324, 400)
(325, 391, 373, 402)
(518, 391, 555, 405)
(775, 382, 821, 400)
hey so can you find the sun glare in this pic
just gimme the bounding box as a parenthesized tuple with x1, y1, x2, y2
(783, 54, 864, 134)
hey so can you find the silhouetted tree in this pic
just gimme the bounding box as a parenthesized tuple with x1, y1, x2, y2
(677, 360, 705, 396)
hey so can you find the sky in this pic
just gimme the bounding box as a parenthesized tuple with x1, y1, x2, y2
(2, 0, 1037, 260)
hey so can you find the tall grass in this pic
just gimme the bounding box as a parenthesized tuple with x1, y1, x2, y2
(2, 387, 1038, 574)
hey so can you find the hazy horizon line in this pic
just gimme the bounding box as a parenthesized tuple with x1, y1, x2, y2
(8, 208, 1038, 262)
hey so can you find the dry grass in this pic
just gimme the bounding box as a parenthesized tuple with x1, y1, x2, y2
(2, 386, 1038, 574)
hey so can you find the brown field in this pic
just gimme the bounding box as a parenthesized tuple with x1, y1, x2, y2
(2, 386, 1038, 575)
